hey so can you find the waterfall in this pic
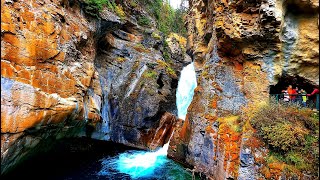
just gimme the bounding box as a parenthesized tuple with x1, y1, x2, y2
(98, 63, 197, 179)
(176, 62, 197, 120)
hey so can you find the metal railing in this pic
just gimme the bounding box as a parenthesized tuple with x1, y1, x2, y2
(270, 94, 319, 111)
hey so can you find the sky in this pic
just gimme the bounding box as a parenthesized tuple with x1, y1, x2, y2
(169, 0, 182, 9)
(169, 0, 189, 9)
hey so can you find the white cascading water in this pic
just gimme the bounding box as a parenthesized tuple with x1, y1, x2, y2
(176, 63, 197, 120)
(98, 63, 197, 179)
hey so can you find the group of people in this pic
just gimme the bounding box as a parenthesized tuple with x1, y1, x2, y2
(281, 85, 319, 108)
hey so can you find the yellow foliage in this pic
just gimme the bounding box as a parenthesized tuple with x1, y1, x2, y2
(116, 57, 126, 63)
(168, 33, 187, 47)
(115, 5, 125, 19)
(218, 116, 241, 132)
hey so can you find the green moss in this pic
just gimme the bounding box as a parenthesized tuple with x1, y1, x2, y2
(142, 70, 157, 79)
(163, 51, 170, 61)
(266, 151, 286, 164)
(85, 0, 108, 11)
(84, 0, 123, 18)
(151, 32, 161, 40)
(166, 66, 176, 77)
(156, 60, 177, 78)
(218, 116, 241, 132)
(129, 0, 138, 8)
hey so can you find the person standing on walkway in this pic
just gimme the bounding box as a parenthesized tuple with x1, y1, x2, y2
(282, 89, 290, 103)
(294, 87, 302, 104)
(300, 89, 307, 107)
(307, 87, 319, 110)
(287, 85, 295, 102)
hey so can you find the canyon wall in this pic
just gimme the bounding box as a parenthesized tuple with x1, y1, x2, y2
(1, 0, 187, 174)
(168, 0, 319, 179)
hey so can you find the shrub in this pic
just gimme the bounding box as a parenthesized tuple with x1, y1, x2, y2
(261, 122, 307, 151)
(84, 0, 126, 19)
(85, 0, 108, 11)
(166, 66, 176, 78)
(251, 99, 317, 137)
(285, 152, 308, 170)
(251, 98, 319, 175)
(163, 51, 170, 61)
(138, 16, 151, 27)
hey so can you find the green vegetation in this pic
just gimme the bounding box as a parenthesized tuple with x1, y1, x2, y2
(84, 0, 125, 19)
(137, 0, 187, 36)
(84, 0, 113, 13)
(251, 99, 319, 174)
(162, 40, 171, 62)
(260, 122, 307, 151)
(166, 66, 176, 77)
(84, 0, 187, 36)
(142, 70, 157, 79)
(156, 59, 177, 78)
(151, 31, 161, 40)
(138, 16, 152, 27)
(129, 0, 138, 8)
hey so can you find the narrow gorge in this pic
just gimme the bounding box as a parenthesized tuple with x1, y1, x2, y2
(1, 0, 319, 179)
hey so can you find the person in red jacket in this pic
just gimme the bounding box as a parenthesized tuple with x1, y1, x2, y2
(307, 87, 319, 110)
(307, 88, 319, 96)
(287, 85, 296, 102)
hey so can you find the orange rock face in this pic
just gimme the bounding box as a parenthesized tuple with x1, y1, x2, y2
(1, 0, 101, 174)
(1, 0, 100, 133)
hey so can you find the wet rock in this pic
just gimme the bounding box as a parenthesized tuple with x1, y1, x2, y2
(148, 112, 176, 150)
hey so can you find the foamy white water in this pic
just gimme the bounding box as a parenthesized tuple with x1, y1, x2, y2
(176, 63, 197, 120)
(98, 142, 170, 179)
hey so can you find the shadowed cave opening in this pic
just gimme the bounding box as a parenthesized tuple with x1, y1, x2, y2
(269, 75, 316, 95)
